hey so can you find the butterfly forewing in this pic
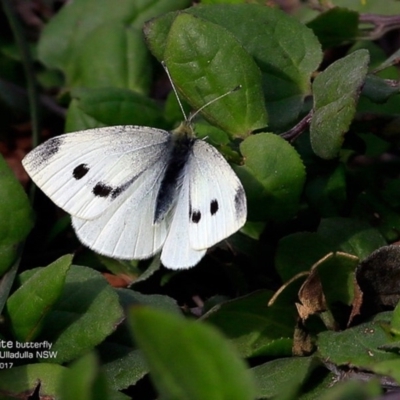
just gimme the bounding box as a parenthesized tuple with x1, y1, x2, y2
(22, 126, 170, 219)
(188, 140, 247, 250)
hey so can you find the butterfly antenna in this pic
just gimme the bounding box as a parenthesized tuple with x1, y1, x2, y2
(162, 61, 242, 123)
(162, 61, 188, 121)
(188, 85, 242, 123)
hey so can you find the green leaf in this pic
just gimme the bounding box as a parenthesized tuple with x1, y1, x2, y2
(128, 307, 257, 400)
(146, 4, 322, 130)
(252, 357, 320, 399)
(362, 75, 400, 103)
(317, 319, 397, 368)
(0, 155, 34, 276)
(117, 289, 181, 315)
(391, 301, 400, 336)
(65, 98, 105, 132)
(66, 87, 166, 132)
(38, 0, 191, 93)
(372, 358, 400, 386)
(164, 13, 267, 138)
(40, 265, 124, 364)
(101, 345, 148, 391)
(317, 217, 386, 260)
(60, 352, 111, 400)
(0, 363, 67, 398)
(5, 255, 71, 341)
(331, 0, 400, 14)
(318, 379, 382, 400)
(313, 252, 359, 308)
(275, 232, 332, 282)
(67, 23, 152, 93)
(310, 49, 370, 159)
(236, 133, 306, 221)
(307, 7, 359, 49)
(203, 290, 295, 358)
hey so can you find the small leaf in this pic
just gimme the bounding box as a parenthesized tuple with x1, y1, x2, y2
(362, 75, 400, 103)
(310, 50, 370, 159)
(237, 133, 306, 221)
(129, 307, 257, 400)
(6, 255, 71, 341)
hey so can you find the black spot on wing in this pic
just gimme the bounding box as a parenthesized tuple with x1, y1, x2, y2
(234, 186, 246, 217)
(92, 175, 139, 199)
(210, 199, 219, 215)
(73, 164, 89, 180)
(191, 210, 201, 223)
(93, 182, 112, 197)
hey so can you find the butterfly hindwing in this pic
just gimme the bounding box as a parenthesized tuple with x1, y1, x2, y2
(188, 140, 247, 250)
(22, 126, 171, 219)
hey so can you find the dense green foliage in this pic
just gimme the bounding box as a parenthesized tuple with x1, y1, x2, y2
(2, 0, 400, 398)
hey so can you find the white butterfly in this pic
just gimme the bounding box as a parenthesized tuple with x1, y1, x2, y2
(22, 86, 247, 269)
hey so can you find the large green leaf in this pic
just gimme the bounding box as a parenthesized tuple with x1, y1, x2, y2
(39, 265, 124, 364)
(164, 13, 266, 138)
(203, 290, 295, 358)
(6, 255, 71, 341)
(65, 87, 166, 132)
(145, 4, 322, 130)
(252, 357, 320, 399)
(38, 0, 191, 93)
(128, 307, 256, 400)
(317, 318, 397, 368)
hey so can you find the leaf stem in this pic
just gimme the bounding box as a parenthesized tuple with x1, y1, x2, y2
(280, 111, 313, 142)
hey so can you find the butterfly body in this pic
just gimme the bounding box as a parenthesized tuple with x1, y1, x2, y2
(23, 122, 247, 269)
